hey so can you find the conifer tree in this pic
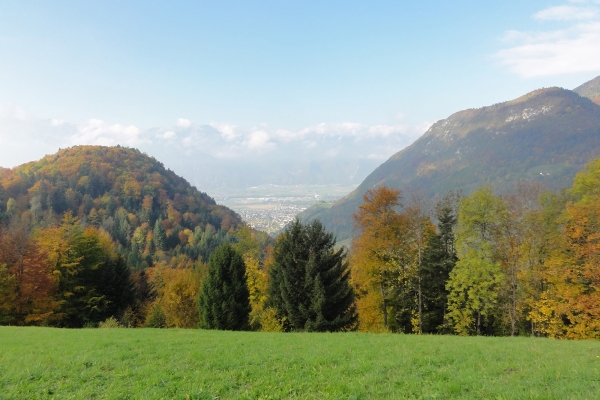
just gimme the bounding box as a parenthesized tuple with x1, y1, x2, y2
(153, 219, 167, 251)
(421, 199, 458, 333)
(100, 255, 136, 320)
(198, 244, 250, 330)
(267, 219, 357, 332)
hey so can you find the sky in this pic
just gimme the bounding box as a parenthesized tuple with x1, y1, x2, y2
(1, 0, 600, 190)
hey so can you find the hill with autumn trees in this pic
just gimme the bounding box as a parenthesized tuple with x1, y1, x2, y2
(300, 76, 600, 241)
(0, 146, 271, 328)
(0, 145, 245, 267)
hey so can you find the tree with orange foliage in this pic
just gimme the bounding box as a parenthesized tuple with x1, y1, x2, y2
(530, 159, 600, 339)
(0, 225, 57, 325)
(351, 186, 425, 332)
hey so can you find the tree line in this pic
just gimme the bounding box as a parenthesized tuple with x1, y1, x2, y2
(351, 157, 600, 339)
(2, 149, 600, 338)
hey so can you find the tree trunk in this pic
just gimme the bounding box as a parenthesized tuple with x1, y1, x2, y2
(380, 281, 387, 328)
(418, 276, 422, 334)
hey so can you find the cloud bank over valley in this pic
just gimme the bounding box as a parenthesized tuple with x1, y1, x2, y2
(0, 102, 428, 194)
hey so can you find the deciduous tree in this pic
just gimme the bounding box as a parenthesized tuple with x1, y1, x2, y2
(446, 187, 504, 335)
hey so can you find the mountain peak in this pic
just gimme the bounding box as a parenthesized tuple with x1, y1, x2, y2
(574, 76, 600, 105)
(299, 82, 600, 241)
(421, 86, 585, 143)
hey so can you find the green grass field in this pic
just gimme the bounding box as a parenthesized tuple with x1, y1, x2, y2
(1, 327, 600, 399)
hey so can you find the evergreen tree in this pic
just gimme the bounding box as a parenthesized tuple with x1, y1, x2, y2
(421, 200, 458, 333)
(153, 219, 167, 251)
(0, 184, 6, 217)
(198, 244, 250, 330)
(99, 255, 136, 320)
(267, 219, 357, 332)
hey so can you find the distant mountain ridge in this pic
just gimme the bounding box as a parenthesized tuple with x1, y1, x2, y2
(300, 76, 600, 241)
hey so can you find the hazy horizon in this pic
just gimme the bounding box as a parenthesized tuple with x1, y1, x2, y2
(2, 1, 600, 193)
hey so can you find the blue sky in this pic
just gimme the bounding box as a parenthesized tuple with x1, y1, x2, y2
(1, 1, 600, 186)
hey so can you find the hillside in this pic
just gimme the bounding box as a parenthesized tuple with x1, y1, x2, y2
(300, 77, 600, 241)
(0, 145, 244, 268)
(574, 75, 600, 105)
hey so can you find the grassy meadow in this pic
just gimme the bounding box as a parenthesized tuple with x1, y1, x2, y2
(1, 327, 600, 399)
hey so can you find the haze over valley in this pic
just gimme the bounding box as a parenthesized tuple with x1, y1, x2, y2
(3, 1, 600, 233)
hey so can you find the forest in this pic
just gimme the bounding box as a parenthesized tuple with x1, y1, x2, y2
(351, 158, 600, 339)
(1, 145, 600, 339)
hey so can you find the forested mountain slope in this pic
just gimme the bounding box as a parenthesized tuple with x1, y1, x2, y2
(574, 75, 600, 105)
(0, 145, 244, 268)
(300, 77, 600, 241)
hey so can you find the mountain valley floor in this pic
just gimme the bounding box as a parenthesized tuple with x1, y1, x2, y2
(1, 327, 599, 399)
(214, 184, 357, 234)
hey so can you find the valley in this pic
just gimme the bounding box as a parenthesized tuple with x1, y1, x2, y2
(213, 184, 356, 234)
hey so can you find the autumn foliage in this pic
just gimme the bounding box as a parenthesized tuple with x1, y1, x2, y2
(0, 146, 272, 329)
(349, 159, 600, 339)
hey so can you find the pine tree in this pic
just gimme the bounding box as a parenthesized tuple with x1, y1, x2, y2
(421, 200, 458, 333)
(267, 219, 357, 332)
(99, 255, 136, 320)
(198, 244, 250, 330)
(153, 219, 167, 251)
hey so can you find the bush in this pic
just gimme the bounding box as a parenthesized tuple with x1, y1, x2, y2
(99, 316, 122, 329)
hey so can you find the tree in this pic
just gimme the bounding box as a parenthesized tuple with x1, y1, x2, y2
(0, 264, 16, 324)
(351, 186, 425, 333)
(37, 213, 135, 327)
(267, 219, 357, 332)
(153, 219, 167, 252)
(198, 244, 250, 330)
(0, 224, 57, 326)
(446, 187, 505, 335)
(420, 196, 458, 333)
(161, 267, 202, 328)
(0, 184, 6, 221)
(529, 159, 600, 339)
(6, 198, 17, 219)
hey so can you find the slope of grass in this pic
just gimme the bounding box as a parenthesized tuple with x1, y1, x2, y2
(1, 327, 600, 399)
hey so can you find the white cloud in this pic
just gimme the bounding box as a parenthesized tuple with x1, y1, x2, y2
(495, 3, 600, 77)
(243, 130, 276, 151)
(366, 153, 388, 160)
(69, 119, 142, 146)
(289, 122, 407, 140)
(177, 118, 191, 128)
(210, 122, 239, 141)
(0, 102, 27, 121)
(159, 130, 176, 139)
(0, 102, 432, 190)
(534, 5, 598, 21)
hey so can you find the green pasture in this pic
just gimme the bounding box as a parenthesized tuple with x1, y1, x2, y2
(1, 327, 599, 399)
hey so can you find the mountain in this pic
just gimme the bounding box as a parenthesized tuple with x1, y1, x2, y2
(300, 77, 600, 241)
(0, 145, 245, 268)
(574, 76, 600, 105)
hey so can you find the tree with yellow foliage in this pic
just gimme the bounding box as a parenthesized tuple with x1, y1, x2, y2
(351, 186, 424, 332)
(530, 159, 600, 339)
